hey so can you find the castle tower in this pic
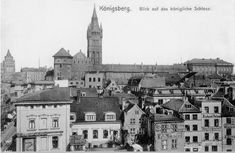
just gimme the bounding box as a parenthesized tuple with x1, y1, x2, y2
(87, 6, 103, 65)
(53, 48, 73, 80)
(1, 49, 15, 74)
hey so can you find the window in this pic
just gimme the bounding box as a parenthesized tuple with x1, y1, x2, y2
(29, 119, 35, 129)
(185, 136, 190, 143)
(93, 130, 98, 139)
(185, 125, 190, 131)
(193, 148, 198, 152)
(162, 140, 167, 150)
(212, 145, 218, 152)
(226, 118, 231, 124)
(130, 118, 135, 124)
(185, 148, 190, 152)
(226, 128, 232, 136)
(214, 133, 219, 141)
(83, 130, 88, 139)
(172, 139, 177, 149)
(172, 124, 177, 132)
(89, 78, 91, 82)
(185, 115, 190, 120)
(85, 113, 96, 121)
(205, 133, 209, 140)
(40, 118, 47, 129)
(193, 136, 198, 143)
(214, 119, 219, 127)
(227, 138, 232, 145)
(105, 113, 116, 121)
(214, 106, 219, 113)
(193, 125, 198, 131)
(185, 104, 191, 108)
(130, 128, 135, 135)
(205, 119, 209, 127)
(205, 146, 209, 152)
(72, 132, 77, 135)
(161, 125, 167, 133)
(70, 114, 76, 122)
(193, 114, 198, 120)
(52, 118, 59, 128)
(158, 99, 163, 105)
(93, 78, 96, 82)
(52, 136, 59, 149)
(98, 78, 101, 82)
(103, 130, 108, 138)
(205, 107, 209, 113)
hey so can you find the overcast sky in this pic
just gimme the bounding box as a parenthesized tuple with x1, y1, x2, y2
(1, 0, 235, 72)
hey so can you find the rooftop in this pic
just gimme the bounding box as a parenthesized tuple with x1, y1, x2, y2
(53, 48, 72, 58)
(15, 87, 71, 103)
(154, 114, 184, 122)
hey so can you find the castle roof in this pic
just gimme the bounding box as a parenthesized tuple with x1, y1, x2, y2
(185, 58, 233, 65)
(73, 50, 87, 59)
(6, 50, 13, 57)
(53, 48, 72, 58)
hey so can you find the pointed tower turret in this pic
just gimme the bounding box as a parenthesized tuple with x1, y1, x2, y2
(87, 5, 103, 65)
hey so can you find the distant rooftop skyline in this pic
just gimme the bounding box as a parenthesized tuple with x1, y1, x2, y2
(1, 0, 235, 72)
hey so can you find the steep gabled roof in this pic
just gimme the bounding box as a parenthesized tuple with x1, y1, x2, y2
(71, 97, 121, 122)
(53, 48, 72, 58)
(162, 99, 200, 113)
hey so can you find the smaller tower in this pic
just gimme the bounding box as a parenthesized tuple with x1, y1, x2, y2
(1, 49, 15, 74)
(53, 48, 73, 80)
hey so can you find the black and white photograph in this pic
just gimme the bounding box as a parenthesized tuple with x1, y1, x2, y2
(1, 0, 235, 152)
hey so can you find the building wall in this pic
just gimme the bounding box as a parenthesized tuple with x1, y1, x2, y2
(25, 71, 46, 83)
(183, 113, 203, 152)
(123, 105, 145, 142)
(201, 100, 222, 152)
(222, 117, 235, 152)
(85, 73, 104, 88)
(16, 103, 71, 152)
(71, 122, 121, 147)
(54, 57, 72, 80)
(154, 121, 184, 152)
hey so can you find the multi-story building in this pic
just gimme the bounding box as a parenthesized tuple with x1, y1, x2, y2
(221, 98, 235, 152)
(122, 104, 145, 144)
(185, 58, 234, 76)
(70, 96, 121, 148)
(201, 99, 222, 152)
(162, 98, 203, 152)
(53, 48, 73, 80)
(20, 67, 48, 83)
(15, 88, 72, 152)
(85, 72, 104, 88)
(153, 114, 184, 152)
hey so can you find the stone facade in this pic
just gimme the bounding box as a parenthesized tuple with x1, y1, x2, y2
(185, 58, 234, 76)
(15, 88, 72, 152)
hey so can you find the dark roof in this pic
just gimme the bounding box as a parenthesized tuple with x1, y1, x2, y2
(162, 99, 200, 113)
(212, 88, 225, 99)
(53, 48, 72, 58)
(16, 87, 71, 103)
(185, 58, 233, 65)
(123, 103, 135, 112)
(154, 114, 183, 122)
(71, 97, 121, 122)
(70, 88, 98, 97)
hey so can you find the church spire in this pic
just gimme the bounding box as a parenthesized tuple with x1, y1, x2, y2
(91, 5, 99, 29)
(6, 49, 12, 57)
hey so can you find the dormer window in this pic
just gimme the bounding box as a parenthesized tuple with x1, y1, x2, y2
(85, 112, 96, 121)
(105, 112, 116, 121)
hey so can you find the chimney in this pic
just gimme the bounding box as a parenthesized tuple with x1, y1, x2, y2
(77, 89, 81, 103)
